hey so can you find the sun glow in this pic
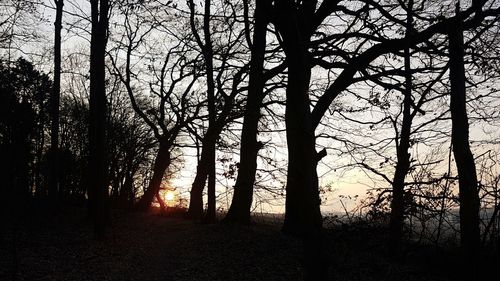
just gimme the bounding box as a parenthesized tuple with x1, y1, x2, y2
(165, 190, 175, 202)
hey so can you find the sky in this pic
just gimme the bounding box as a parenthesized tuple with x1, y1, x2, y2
(4, 0, 500, 215)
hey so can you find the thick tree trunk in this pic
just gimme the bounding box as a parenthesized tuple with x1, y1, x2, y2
(188, 134, 216, 220)
(88, 0, 109, 238)
(188, 172, 206, 219)
(389, 6, 413, 254)
(223, 0, 267, 224)
(276, 5, 322, 237)
(136, 142, 171, 210)
(282, 64, 322, 236)
(274, 3, 326, 277)
(49, 0, 63, 206)
(448, 10, 480, 277)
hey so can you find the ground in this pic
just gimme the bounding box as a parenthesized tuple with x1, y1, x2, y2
(0, 207, 493, 280)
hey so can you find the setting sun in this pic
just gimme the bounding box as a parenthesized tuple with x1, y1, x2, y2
(165, 191, 175, 201)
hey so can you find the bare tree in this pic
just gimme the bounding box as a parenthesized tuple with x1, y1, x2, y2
(389, 0, 415, 253)
(448, 3, 480, 276)
(223, 0, 274, 224)
(0, 0, 42, 60)
(88, 0, 110, 238)
(49, 0, 64, 206)
(186, 0, 249, 222)
(108, 1, 202, 210)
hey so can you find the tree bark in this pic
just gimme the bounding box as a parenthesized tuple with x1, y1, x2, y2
(273, 3, 326, 279)
(389, 3, 413, 254)
(88, 0, 110, 238)
(202, 0, 217, 223)
(275, 1, 322, 237)
(49, 0, 63, 206)
(448, 7, 480, 277)
(282, 60, 322, 237)
(187, 0, 217, 222)
(223, 0, 268, 224)
(188, 133, 216, 220)
(136, 141, 171, 210)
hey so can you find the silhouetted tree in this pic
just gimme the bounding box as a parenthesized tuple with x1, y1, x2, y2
(271, 1, 331, 278)
(48, 0, 64, 206)
(326, 1, 499, 254)
(106, 85, 156, 209)
(448, 3, 480, 276)
(186, 0, 249, 222)
(271, 0, 328, 237)
(389, 0, 414, 254)
(223, 0, 270, 224)
(272, 1, 498, 237)
(186, 0, 217, 222)
(0, 58, 50, 217)
(262, 3, 498, 278)
(88, 0, 110, 238)
(108, 1, 202, 210)
(47, 97, 86, 202)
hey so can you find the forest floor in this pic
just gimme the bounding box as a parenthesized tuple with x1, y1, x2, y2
(0, 206, 496, 281)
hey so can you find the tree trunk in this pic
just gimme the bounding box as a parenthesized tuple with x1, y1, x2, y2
(274, 4, 326, 279)
(275, 3, 322, 237)
(223, 0, 268, 224)
(388, 67, 412, 254)
(205, 141, 216, 222)
(282, 63, 322, 237)
(187, 0, 217, 223)
(188, 134, 216, 220)
(389, 4, 413, 254)
(448, 8, 480, 277)
(49, 0, 63, 207)
(187, 168, 206, 220)
(203, 0, 217, 223)
(136, 141, 171, 210)
(88, 0, 110, 238)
